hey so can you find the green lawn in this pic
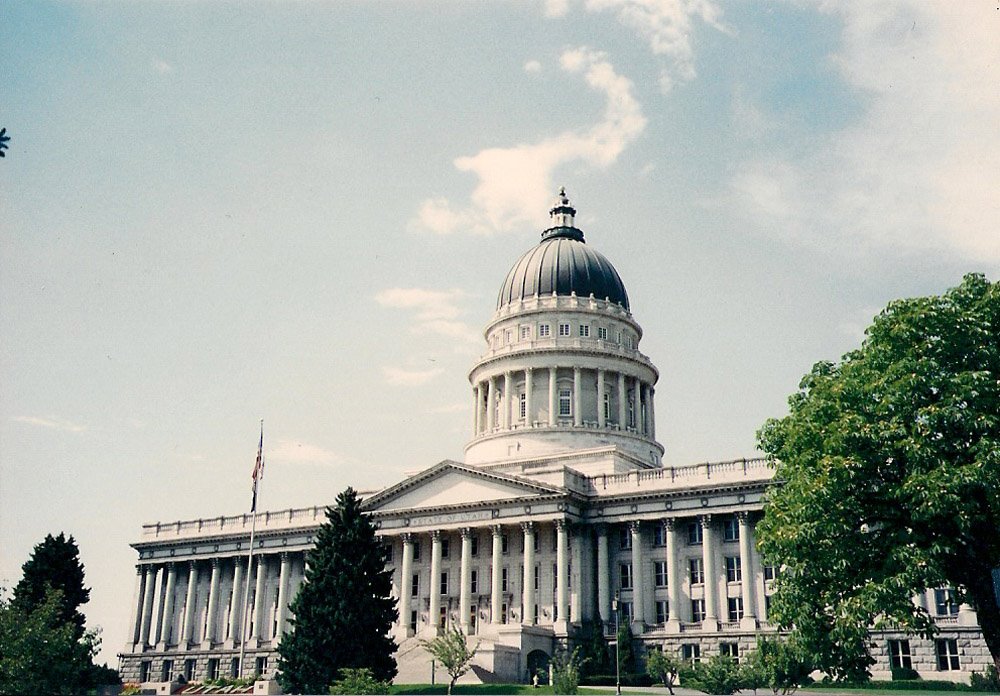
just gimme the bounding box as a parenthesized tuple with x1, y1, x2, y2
(390, 685, 623, 695)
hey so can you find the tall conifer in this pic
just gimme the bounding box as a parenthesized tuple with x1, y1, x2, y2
(277, 487, 397, 693)
(13, 532, 90, 641)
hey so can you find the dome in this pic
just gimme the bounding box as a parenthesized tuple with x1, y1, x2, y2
(496, 189, 630, 311)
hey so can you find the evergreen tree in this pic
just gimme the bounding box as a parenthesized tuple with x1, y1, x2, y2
(277, 488, 397, 693)
(12, 533, 90, 641)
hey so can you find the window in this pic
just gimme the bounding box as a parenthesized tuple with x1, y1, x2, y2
(410, 574, 419, 597)
(619, 526, 632, 550)
(519, 393, 526, 420)
(598, 326, 608, 340)
(207, 658, 219, 680)
(161, 660, 173, 682)
(409, 610, 417, 633)
(579, 324, 590, 337)
(656, 600, 669, 624)
(723, 518, 739, 542)
(186, 659, 197, 681)
(439, 606, 447, 629)
(533, 533, 540, 552)
(230, 657, 239, 678)
(384, 543, 393, 562)
(413, 541, 421, 561)
(501, 602, 508, 624)
(691, 599, 706, 622)
(502, 534, 509, 554)
(935, 589, 958, 616)
(726, 556, 742, 583)
(720, 643, 740, 662)
(728, 597, 744, 622)
(654, 524, 666, 547)
(441, 538, 450, 559)
(559, 323, 571, 336)
(628, 394, 636, 427)
(520, 325, 531, 340)
(471, 570, 479, 594)
(682, 643, 701, 663)
(501, 567, 509, 592)
(471, 535, 479, 556)
(539, 324, 550, 337)
(689, 558, 704, 584)
(763, 565, 776, 581)
(140, 661, 151, 683)
(621, 601, 633, 622)
(936, 639, 960, 671)
(559, 389, 572, 417)
(504, 329, 512, 344)
(688, 522, 703, 545)
(620, 563, 633, 589)
(655, 561, 668, 587)
(534, 564, 540, 590)
(603, 392, 611, 421)
(889, 640, 912, 670)
(440, 572, 449, 595)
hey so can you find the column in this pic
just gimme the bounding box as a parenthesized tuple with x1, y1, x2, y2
(486, 378, 496, 430)
(524, 368, 533, 426)
(737, 512, 758, 629)
(275, 552, 291, 641)
(958, 601, 979, 626)
(618, 372, 627, 429)
(473, 385, 481, 435)
(597, 525, 611, 625)
(139, 565, 158, 646)
(429, 531, 442, 633)
(227, 560, 245, 643)
(572, 367, 582, 427)
(548, 367, 557, 426)
(460, 529, 472, 634)
(570, 529, 583, 623)
(522, 522, 535, 625)
(649, 386, 656, 440)
(129, 565, 145, 645)
(400, 534, 414, 637)
(503, 371, 512, 429)
(629, 522, 645, 632)
(157, 563, 177, 646)
(183, 561, 199, 643)
(634, 377, 642, 431)
(251, 556, 266, 640)
(491, 526, 503, 625)
(204, 559, 222, 645)
(665, 519, 682, 632)
(597, 369, 606, 428)
(556, 521, 569, 624)
(641, 384, 650, 434)
(701, 515, 719, 630)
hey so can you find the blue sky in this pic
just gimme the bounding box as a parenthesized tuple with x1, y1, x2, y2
(2, 1, 997, 665)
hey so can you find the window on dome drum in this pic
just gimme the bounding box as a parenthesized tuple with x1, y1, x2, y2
(688, 522, 703, 545)
(598, 326, 608, 340)
(603, 393, 611, 421)
(519, 393, 526, 420)
(654, 524, 666, 547)
(720, 643, 740, 662)
(936, 639, 960, 671)
(471, 535, 479, 556)
(628, 395, 636, 428)
(682, 643, 701, 663)
(559, 323, 571, 336)
(935, 589, 959, 616)
(539, 323, 550, 337)
(411, 574, 419, 597)
(504, 329, 512, 344)
(723, 518, 739, 542)
(559, 389, 572, 417)
(656, 600, 669, 624)
(619, 526, 632, 549)
(520, 325, 530, 340)
(440, 572, 448, 595)
(471, 570, 478, 594)
(441, 538, 450, 559)
(726, 556, 742, 583)
(691, 599, 706, 622)
(889, 640, 912, 670)
(728, 597, 744, 622)
(689, 558, 704, 584)
(655, 561, 668, 587)
(620, 563, 633, 589)
(579, 324, 590, 337)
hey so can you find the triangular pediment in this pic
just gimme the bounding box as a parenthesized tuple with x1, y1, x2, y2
(363, 460, 564, 513)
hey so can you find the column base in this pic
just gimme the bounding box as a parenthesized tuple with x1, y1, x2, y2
(957, 607, 978, 626)
(739, 616, 759, 631)
(701, 618, 719, 632)
(553, 619, 570, 635)
(665, 619, 682, 635)
(630, 620, 646, 635)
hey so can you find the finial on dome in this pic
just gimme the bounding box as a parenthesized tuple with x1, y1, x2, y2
(548, 186, 577, 228)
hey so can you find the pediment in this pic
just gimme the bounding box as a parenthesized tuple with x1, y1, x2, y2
(364, 461, 564, 513)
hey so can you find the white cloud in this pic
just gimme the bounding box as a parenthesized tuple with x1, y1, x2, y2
(523, 59, 543, 73)
(414, 47, 646, 235)
(427, 402, 469, 414)
(268, 439, 354, 467)
(544, 0, 570, 17)
(382, 366, 445, 387)
(152, 58, 173, 74)
(731, 2, 1000, 262)
(13, 415, 86, 433)
(376, 287, 481, 345)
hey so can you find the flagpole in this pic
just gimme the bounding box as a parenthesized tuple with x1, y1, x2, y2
(238, 420, 264, 679)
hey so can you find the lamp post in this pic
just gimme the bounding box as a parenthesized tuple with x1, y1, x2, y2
(612, 590, 621, 696)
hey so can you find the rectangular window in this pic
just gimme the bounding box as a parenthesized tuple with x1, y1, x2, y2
(501, 567, 509, 592)
(409, 610, 417, 633)
(628, 394, 636, 427)
(691, 599, 706, 622)
(230, 657, 239, 678)
(653, 525, 666, 547)
(533, 533, 540, 552)
(413, 541, 421, 561)
(655, 561, 668, 587)
(501, 602, 508, 624)
(621, 601, 633, 622)
(539, 324, 550, 337)
(519, 393, 526, 420)
(688, 522, 703, 545)
(185, 659, 197, 681)
(439, 606, 447, 629)
(440, 572, 448, 596)
(726, 556, 742, 583)
(597, 326, 608, 340)
(559, 389, 572, 417)
(603, 392, 611, 420)
(620, 563, 633, 589)
(520, 325, 531, 340)
(140, 661, 151, 683)
(410, 574, 419, 597)
(579, 324, 590, 337)
(655, 600, 669, 624)
(207, 658, 219, 680)
(723, 518, 740, 542)
(471, 570, 479, 594)
(441, 538, 450, 559)
(720, 643, 740, 663)
(559, 323, 571, 336)
(161, 660, 173, 682)
(763, 565, 776, 581)
(682, 643, 701, 663)
(619, 526, 632, 549)
(504, 329, 512, 344)
(502, 534, 509, 554)
(728, 596, 744, 622)
(936, 639, 960, 671)
(689, 558, 704, 584)
(471, 535, 479, 557)
(889, 640, 912, 670)
(534, 564, 540, 591)
(935, 589, 959, 616)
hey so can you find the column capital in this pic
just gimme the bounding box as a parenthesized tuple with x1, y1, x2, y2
(699, 514, 714, 529)
(525, 366, 533, 374)
(211, 558, 221, 568)
(663, 518, 676, 530)
(629, 519, 642, 533)
(431, 529, 442, 541)
(460, 527, 472, 539)
(736, 511, 752, 524)
(491, 524, 503, 538)
(188, 559, 198, 570)
(555, 519, 568, 531)
(135, 564, 144, 575)
(280, 551, 291, 562)
(521, 521, 535, 534)
(401, 532, 414, 544)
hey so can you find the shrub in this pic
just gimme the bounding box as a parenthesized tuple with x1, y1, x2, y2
(645, 647, 682, 694)
(551, 647, 584, 694)
(890, 666, 920, 681)
(685, 655, 744, 695)
(970, 666, 1000, 693)
(329, 667, 390, 695)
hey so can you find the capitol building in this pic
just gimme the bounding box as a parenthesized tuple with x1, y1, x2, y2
(119, 192, 992, 685)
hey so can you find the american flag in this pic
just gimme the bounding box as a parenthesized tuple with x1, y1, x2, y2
(251, 425, 264, 511)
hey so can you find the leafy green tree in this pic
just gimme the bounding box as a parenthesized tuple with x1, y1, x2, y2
(420, 626, 480, 696)
(756, 274, 1000, 677)
(685, 654, 743, 695)
(614, 620, 636, 674)
(328, 667, 390, 695)
(551, 647, 585, 694)
(0, 587, 98, 695)
(13, 532, 90, 640)
(645, 646, 681, 694)
(744, 638, 813, 696)
(575, 620, 611, 677)
(277, 488, 398, 693)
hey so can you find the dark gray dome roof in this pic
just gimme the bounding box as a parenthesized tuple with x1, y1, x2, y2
(496, 229, 630, 311)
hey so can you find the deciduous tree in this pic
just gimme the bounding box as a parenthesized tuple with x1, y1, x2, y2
(420, 626, 480, 696)
(757, 274, 1000, 677)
